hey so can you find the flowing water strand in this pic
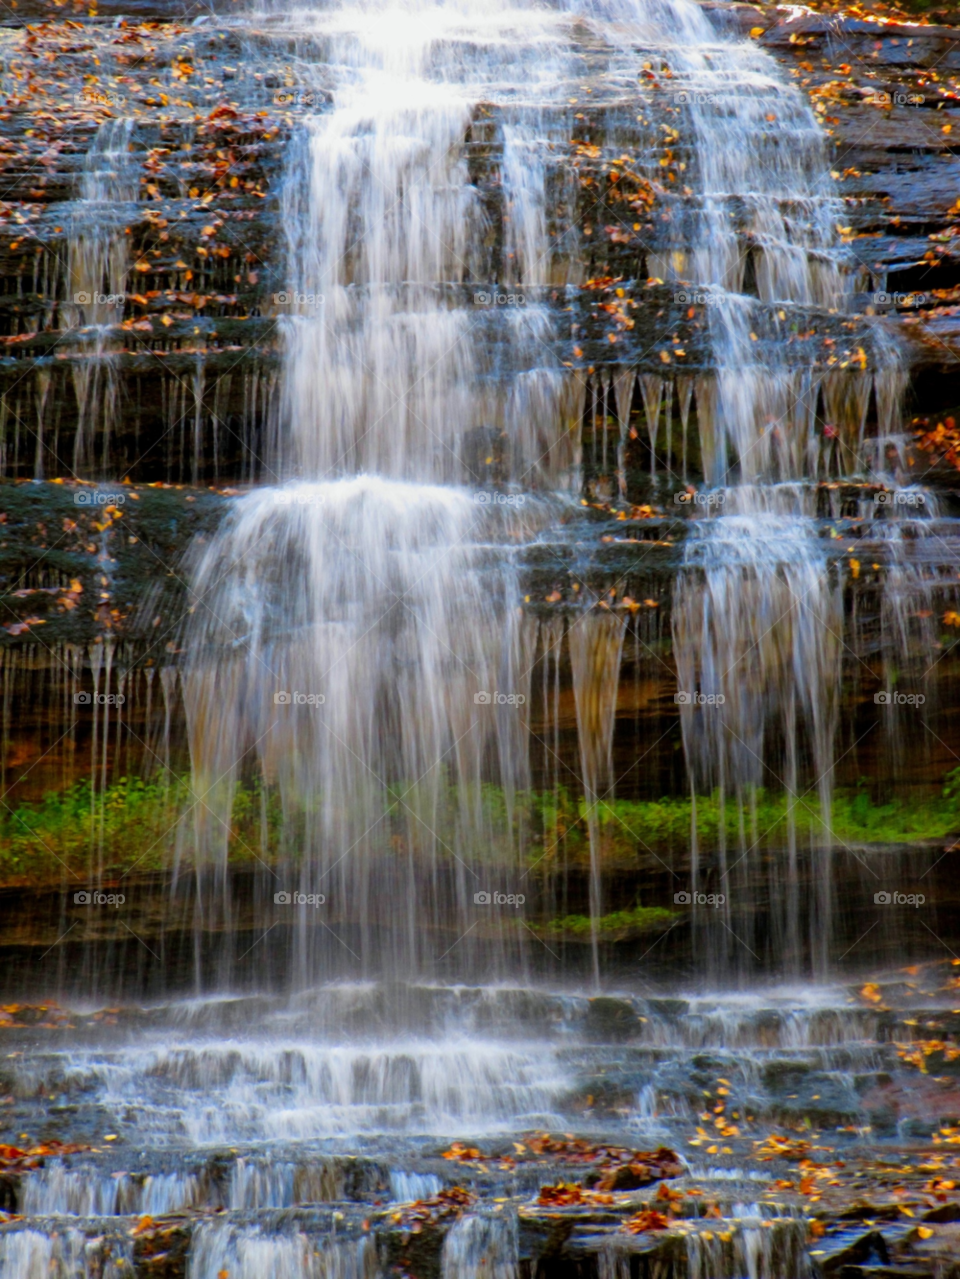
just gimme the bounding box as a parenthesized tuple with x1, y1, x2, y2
(659, 0, 908, 975)
(184, 479, 545, 982)
(66, 118, 137, 331)
(673, 500, 843, 975)
(274, 0, 580, 486)
(442, 1214, 519, 1279)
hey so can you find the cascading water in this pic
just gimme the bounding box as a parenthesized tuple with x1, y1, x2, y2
(659, 12, 936, 975)
(181, 0, 901, 985)
(5, 0, 958, 1274)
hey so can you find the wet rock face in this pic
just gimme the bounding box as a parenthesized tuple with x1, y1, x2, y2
(584, 997, 645, 1041)
(0, 479, 224, 648)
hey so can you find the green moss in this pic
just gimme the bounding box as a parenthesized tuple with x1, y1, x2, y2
(0, 774, 282, 880)
(2, 771, 960, 886)
(541, 904, 677, 940)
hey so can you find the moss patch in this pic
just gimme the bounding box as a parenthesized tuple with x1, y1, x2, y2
(2, 773, 959, 887)
(540, 904, 677, 941)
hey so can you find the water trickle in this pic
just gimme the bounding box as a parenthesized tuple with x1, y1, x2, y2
(188, 1224, 378, 1279)
(67, 119, 137, 330)
(442, 1214, 518, 1279)
(390, 1171, 443, 1202)
(21, 1163, 202, 1217)
(569, 613, 628, 985)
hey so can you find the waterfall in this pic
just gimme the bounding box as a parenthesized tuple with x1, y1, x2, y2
(172, 0, 922, 984)
(659, 0, 922, 973)
(181, 0, 615, 983)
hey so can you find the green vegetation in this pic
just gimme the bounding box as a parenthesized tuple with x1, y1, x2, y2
(579, 777, 960, 860)
(0, 775, 283, 881)
(540, 904, 677, 941)
(2, 770, 959, 885)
